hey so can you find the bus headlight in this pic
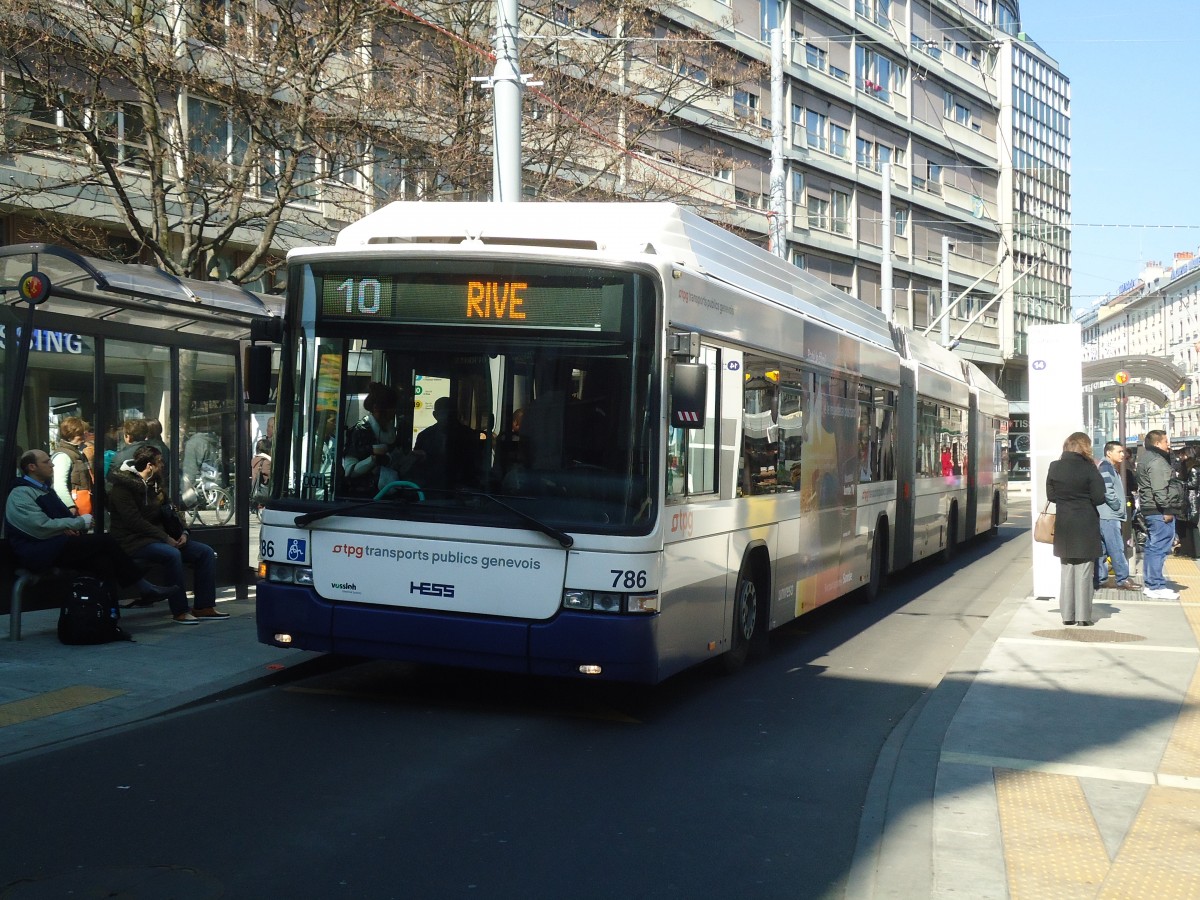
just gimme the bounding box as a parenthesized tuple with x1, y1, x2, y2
(592, 592, 622, 613)
(561, 589, 659, 614)
(562, 589, 593, 610)
(266, 564, 314, 585)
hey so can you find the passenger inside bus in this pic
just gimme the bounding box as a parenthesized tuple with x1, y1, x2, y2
(341, 381, 402, 497)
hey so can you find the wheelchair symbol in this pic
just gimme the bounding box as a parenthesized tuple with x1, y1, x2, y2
(287, 539, 306, 562)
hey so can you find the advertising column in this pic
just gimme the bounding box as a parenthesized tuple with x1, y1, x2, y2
(1029, 324, 1083, 598)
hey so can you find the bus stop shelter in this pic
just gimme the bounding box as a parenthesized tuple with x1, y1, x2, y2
(0, 244, 278, 611)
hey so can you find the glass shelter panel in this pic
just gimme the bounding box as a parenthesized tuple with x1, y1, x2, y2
(102, 338, 169, 484)
(179, 349, 238, 525)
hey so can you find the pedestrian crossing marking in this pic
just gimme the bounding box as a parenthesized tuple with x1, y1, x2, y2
(0, 686, 124, 727)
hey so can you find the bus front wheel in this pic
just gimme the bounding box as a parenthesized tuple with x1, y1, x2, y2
(722, 561, 765, 673)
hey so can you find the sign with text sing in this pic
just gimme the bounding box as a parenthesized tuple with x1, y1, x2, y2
(1028, 324, 1083, 599)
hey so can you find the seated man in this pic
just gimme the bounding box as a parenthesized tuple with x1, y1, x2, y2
(108, 445, 224, 624)
(5, 449, 171, 606)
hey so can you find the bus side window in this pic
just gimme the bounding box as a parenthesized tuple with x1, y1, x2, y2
(739, 355, 779, 496)
(667, 344, 719, 500)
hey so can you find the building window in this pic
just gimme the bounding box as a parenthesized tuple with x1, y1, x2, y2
(831, 189, 850, 235)
(829, 123, 848, 159)
(807, 195, 829, 231)
(734, 89, 760, 123)
(856, 46, 898, 102)
(96, 102, 147, 168)
(806, 110, 828, 152)
(805, 43, 827, 73)
(855, 0, 891, 28)
(791, 170, 805, 226)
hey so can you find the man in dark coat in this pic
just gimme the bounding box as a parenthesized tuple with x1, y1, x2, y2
(1046, 432, 1105, 625)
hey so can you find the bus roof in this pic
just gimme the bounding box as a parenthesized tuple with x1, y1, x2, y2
(326, 201, 892, 349)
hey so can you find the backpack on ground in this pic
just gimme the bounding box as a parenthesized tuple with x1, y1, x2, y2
(57, 576, 132, 645)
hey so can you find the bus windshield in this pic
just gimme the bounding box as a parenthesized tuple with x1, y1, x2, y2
(277, 260, 659, 535)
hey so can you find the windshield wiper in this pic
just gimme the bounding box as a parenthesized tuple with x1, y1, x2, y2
(292, 492, 421, 527)
(459, 490, 575, 549)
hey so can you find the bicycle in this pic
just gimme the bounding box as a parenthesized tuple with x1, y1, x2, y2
(180, 463, 234, 526)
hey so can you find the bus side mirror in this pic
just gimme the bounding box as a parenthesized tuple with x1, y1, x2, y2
(244, 344, 273, 405)
(671, 362, 707, 429)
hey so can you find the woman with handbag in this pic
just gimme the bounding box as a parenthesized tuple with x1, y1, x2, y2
(107, 444, 224, 624)
(51, 416, 94, 516)
(1046, 431, 1106, 626)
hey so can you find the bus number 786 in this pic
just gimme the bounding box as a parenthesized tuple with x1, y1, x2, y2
(611, 569, 648, 589)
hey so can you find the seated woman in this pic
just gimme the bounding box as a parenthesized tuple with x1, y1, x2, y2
(107, 444, 224, 624)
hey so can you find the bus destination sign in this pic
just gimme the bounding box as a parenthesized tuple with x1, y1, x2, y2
(320, 274, 611, 330)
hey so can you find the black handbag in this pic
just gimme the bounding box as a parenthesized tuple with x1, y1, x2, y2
(161, 502, 185, 540)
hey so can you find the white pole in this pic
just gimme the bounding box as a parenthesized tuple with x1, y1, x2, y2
(492, 0, 523, 202)
(769, 27, 786, 258)
(941, 236, 951, 347)
(881, 162, 893, 319)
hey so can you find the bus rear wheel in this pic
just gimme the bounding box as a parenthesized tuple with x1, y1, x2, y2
(722, 563, 764, 673)
(942, 506, 959, 562)
(861, 528, 887, 603)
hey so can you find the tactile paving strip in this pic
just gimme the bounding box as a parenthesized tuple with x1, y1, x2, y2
(1099, 786, 1200, 898)
(0, 685, 124, 727)
(1160, 601, 1200, 779)
(995, 768, 1109, 899)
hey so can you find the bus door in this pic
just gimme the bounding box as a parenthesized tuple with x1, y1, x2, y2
(893, 364, 917, 569)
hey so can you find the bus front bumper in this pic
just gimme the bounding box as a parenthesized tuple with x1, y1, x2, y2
(256, 582, 663, 683)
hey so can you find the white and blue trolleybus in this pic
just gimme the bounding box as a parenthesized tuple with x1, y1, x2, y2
(254, 202, 1008, 683)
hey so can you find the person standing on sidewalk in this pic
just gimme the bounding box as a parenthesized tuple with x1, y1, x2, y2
(1096, 441, 1136, 590)
(1046, 432, 1105, 626)
(1173, 445, 1200, 558)
(1137, 429, 1183, 600)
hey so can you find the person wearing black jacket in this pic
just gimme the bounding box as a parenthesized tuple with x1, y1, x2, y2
(1174, 445, 1200, 558)
(108, 445, 223, 624)
(1046, 432, 1106, 626)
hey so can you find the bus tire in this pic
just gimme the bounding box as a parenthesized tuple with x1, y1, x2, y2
(861, 524, 888, 603)
(987, 494, 1001, 537)
(942, 505, 959, 562)
(722, 559, 766, 673)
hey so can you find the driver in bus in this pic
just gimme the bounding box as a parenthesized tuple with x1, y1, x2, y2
(406, 396, 482, 491)
(342, 381, 402, 497)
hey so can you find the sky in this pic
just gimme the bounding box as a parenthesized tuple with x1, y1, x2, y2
(1017, 3, 1200, 312)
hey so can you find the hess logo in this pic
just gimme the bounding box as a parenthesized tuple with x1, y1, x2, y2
(411, 581, 456, 598)
(670, 511, 694, 538)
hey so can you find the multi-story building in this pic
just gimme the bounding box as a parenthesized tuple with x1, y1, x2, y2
(1081, 255, 1200, 444)
(0, 0, 1067, 403)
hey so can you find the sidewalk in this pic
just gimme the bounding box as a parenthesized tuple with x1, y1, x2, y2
(0, 589, 320, 762)
(854, 554, 1200, 899)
